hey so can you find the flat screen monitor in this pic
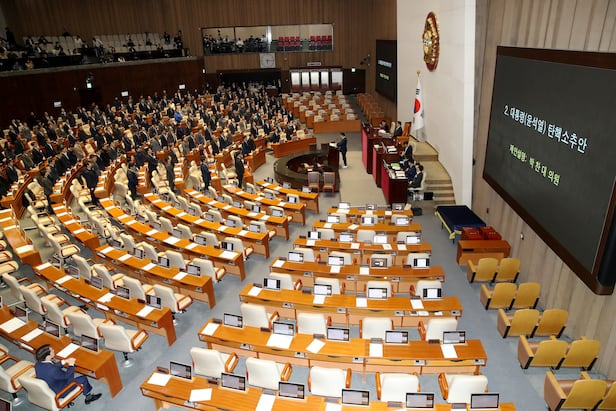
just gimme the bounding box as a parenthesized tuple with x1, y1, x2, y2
(136, 214, 147, 224)
(406, 393, 435, 409)
(66, 265, 80, 279)
(278, 382, 305, 400)
(205, 213, 215, 222)
(232, 200, 242, 208)
(172, 228, 183, 238)
(0, 398, 11, 411)
(161, 193, 171, 202)
(326, 214, 340, 223)
(264, 191, 275, 199)
(133, 248, 145, 259)
(373, 234, 388, 244)
(150, 221, 162, 230)
(288, 251, 304, 263)
(158, 256, 170, 268)
(392, 203, 405, 211)
(43, 320, 60, 338)
(170, 361, 192, 380)
(186, 264, 201, 275)
(443, 330, 466, 345)
(370, 257, 388, 268)
(221, 373, 246, 391)
(225, 218, 236, 228)
(89, 276, 103, 289)
(249, 223, 260, 233)
(395, 216, 409, 226)
(326, 327, 350, 341)
(367, 287, 388, 300)
(188, 207, 200, 216)
(194, 235, 207, 245)
(338, 202, 350, 210)
(109, 238, 123, 249)
(264, 278, 281, 290)
(282, 182, 292, 189)
(221, 241, 234, 251)
(406, 235, 421, 244)
(342, 389, 369, 406)
(328, 256, 345, 266)
(308, 231, 321, 240)
(252, 204, 262, 213)
(81, 334, 98, 352)
(385, 330, 409, 344)
(121, 90, 129, 97)
(339, 232, 354, 243)
(223, 313, 243, 328)
(366, 204, 377, 211)
(146, 294, 162, 309)
(266, 177, 274, 184)
(410, 253, 430, 268)
(470, 393, 499, 410)
(272, 321, 294, 336)
(313, 284, 332, 296)
(423, 288, 442, 300)
(302, 186, 311, 193)
(287, 195, 299, 204)
(14, 306, 27, 322)
(361, 216, 375, 225)
(271, 208, 283, 217)
(116, 286, 130, 299)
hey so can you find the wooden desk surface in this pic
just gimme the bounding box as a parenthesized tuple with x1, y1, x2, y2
(99, 198, 246, 280)
(0, 306, 123, 397)
(327, 206, 413, 220)
(312, 221, 422, 236)
(238, 284, 462, 327)
(198, 320, 486, 375)
(34, 262, 177, 346)
(51, 204, 101, 251)
(224, 184, 306, 225)
(0, 209, 42, 266)
(142, 192, 270, 258)
(272, 136, 317, 158)
(184, 189, 290, 240)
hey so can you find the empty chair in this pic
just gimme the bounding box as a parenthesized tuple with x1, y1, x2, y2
(268, 273, 301, 290)
(479, 282, 516, 310)
(240, 303, 279, 329)
(292, 247, 316, 262)
(512, 282, 541, 309)
(190, 347, 238, 379)
(91, 264, 124, 290)
(191, 258, 225, 283)
(122, 276, 154, 301)
(330, 251, 353, 265)
(313, 277, 344, 294)
(466, 258, 498, 283)
(65, 311, 113, 339)
(0, 354, 34, 405)
(410, 279, 442, 297)
(322, 172, 335, 194)
(308, 366, 351, 397)
(19, 374, 83, 411)
(360, 317, 393, 339)
(119, 233, 139, 254)
(208, 186, 218, 199)
(223, 237, 253, 260)
(245, 183, 258, 194)
(375, 372, 420, 402)
(297, 313, 330, 335)
(316, 228, 335, 240)
(3, 273, 46, 303)
(0, 261, 18, 277)
(159, 217, 174, 234)
(207, 210, 223, 223)
(227, 215, 243, 228)
(165, 250, 188, 270)
(250, 221, 276, 239)
(560, 337, 601, 370)
(597, 382, 616, 410)
(438, 373, 488, 403)
(140, 242, 159, 261)
(270, 206, 291, 222)
(40, 299, 83, 334)
(50, 238, 80, 268)
(534, 308, 568, 338)
(221, 194, 233, 205)
(497, 308, 540, 338)
(418, 318, 458, 341)
(98, 323, 148, 367)
(20, 287, 63, 320)
(518, 335, 568, 369)
(245, 358, 292, 390)
(356, 229, 376, 243)
(196, 232, 219, 247)
(153, 284, 193, 322)
(177, 196, 191, 212)
(544, 371, 607, 411)
(307, 171, 320, 193)
(175, 224, 193, 239)
(493, 257, 521, 282)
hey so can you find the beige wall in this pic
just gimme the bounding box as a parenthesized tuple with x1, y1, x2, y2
(474, 0, 616, 376)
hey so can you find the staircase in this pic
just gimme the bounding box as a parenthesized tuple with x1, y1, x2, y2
(413, 140, 456, 205)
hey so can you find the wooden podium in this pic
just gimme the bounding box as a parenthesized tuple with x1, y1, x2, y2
(327, 144, 340, 168)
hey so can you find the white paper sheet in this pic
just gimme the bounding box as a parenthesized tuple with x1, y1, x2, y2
(359, 266, 370, 275)
(348, 224, 359, 230)
(146, 229, 158, 236)
(190, 388, 213, 402)
(306, 239, 315, 247)
(323, 223, 332, 228)
(98, 293, 114, 303)
(220, 250, 237, 260)
(0, 318, 26, 333)
(330, 265, 341, 273)
(21, 328, 43, 342)
(410, 299, 424, 309)
(147, 372, 171, 386)
(313, 295, 325, 305)
(143, 263, 156, 271)
(255, 393, 275, 411)
(369, 342, 383, 357)
(173, 272, 187, 280)
(397, 244, 407, 251)
(56, 343, 79, 358)
(16, 245, 34, 254)
(36, 262, 52, 271)
(381, 244, 392, 250)
(248, 286, 262, 297)
(164, 236, 180, 245)
(266, 334, 293, 349)
(272, 259, 284, 268)
(355, 297, 368, 308)
(325, 403, 342, 411)
(306, 338, 326, 354)
(350, 242, 360, 249)
(185, 242, 198, 250)
(201, 323, 220, 336)
(441, 344, 458, 359)
(56, 275, 73, 284)
(118, 254, 131, 262)
(100, 246, 114, 254)
(136, 306, 155, 318)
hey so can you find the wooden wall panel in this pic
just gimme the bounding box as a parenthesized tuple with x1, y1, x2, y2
(474, 0, 616, 376)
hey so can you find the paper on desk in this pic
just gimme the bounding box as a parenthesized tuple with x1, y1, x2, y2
(255, 393, 275, 411)
(238, 230, 248, 236)
(278, 202, 286, 207)
(207, 200, 217, 205)
(56, 212, 68, 217)
(441, 344, 458, 359)
(147, 372, 171, 386)
(330, 265, 341, 273)
(185, 242, 198, 250)
(306, 239, 315, 247)
(382, 244, 392, 251)
(369, 342, 383, 358)
(190, 388, 212, 402)
(56, 275, 73, 285)
(348, 224, 359, 230)
(73, 228, 86, 234)
(248, 286, 262, 297)
(194, 219, 205, 224)
(36, 262, 52, 271)
(164, 236, 180, 245)
(98, 293, 114, 303)
(136, 306, 155, 318)
(21, 328, 43, 342)
(359, 266, 370, 275)
(306, 338, 326, 354)
(255, 196, 264, 201)
(162, 205, 172, 211)
(325, 403, 342, 411)
(146, 229, 158, 236)
(223, 205, 232, 210)
(16, 245, 34, 254)
(272, 259, 284, 268)
(417, 311, 429, 316)
(56, 343, 79, 358)
(248, 212, 258, 217)
(355, 297, 368, 308)
(173, 272, 187, 280)
(143, 263, 156, 271)
(397, 244, 407, 251)
(260, 215, 269, 221)
(118, 254, 131, 262)
(350, 242, 360, 249)
(65, 219, 77, 225)
(220, 250, 237, 260)
(336, 208, 349, 214)
(410, 299, 424, 309)
(201, 323, 220, 336)
(0, 318, 26, 333)
(313, 295, 325, 305)
(323, 223, 332, 228)
(100, 246, 114, 254)
(177, 212, 187, 217)
(266, 333, 293, 349)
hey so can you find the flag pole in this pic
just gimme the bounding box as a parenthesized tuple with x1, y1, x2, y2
(412, 70, 421, 144)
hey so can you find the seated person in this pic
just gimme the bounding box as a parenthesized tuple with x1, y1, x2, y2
(34, 344, 102, 405)
(405, 160, 418, 181)
(409, 164, 424, 189)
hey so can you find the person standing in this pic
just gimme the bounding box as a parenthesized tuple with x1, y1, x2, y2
(165, 155, 176, 193)
(127, 162, 139, 200)
(82, 160, 100, 206)
(34, 344, 102, 405)
(234, 152, 245, 188)
(200, 160, 211, 192)
(337, 132, 348, 168)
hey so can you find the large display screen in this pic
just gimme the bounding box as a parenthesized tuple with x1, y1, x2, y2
(375, 40, 397, 101)
(484, 47, 616, 294)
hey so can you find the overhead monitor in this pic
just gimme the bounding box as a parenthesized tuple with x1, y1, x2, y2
(170, 361, 192, 380)
(121, 91, 129, 97)
(53, 101, 62, 108)
(375, 39, 397, 102)
(326, 327, 350, 342)
(342, 389, 369, 406)
(178, 84, 186, 90)
(313, 284, 332, 296)
(221, 373, 246, 391)
(223, 313, 243, 328)
(406, 393, 435, 409)
(278, 382, 305, 400)
(470, 393, 500, 410)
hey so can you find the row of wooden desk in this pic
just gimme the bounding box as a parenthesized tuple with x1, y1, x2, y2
(0, 209, 43, 267)
(256, 179, 320, 213)
(272, 136, 317, 158)
(224, 184, 306, 225)
(312, 221, 422, 244)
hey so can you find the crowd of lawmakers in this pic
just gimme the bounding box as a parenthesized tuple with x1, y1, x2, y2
(0, 82, 305, 207)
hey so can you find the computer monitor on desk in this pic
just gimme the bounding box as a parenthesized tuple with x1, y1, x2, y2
(385, 330, 408, 344)
(223, 313, 243, 328)
(13, 306, 27, 322)
(146, 294, 162, 309)
(186, 264, 200, 276)
(89, 276, 103, 290)
(410, 253, 430, 268)
(367, 287, 388, 300)
(361, 216, 375, 225)
(470, 393, 499, 410)
(313, 283, 332, 296)
(370, 257, 388, 268)
(133, 248, 145, 259)
(288, 251, 304, 263)
(248, 223, 260, 233)
(328, 256, 345, 266)
(339, 232, 353, 243)
(170, 361, 192, 380)
(272, 321, 294, 336)
(252, 204, 262, 213)
(221, 373, 246, 391)
(194, 235, 207, 245)
(115, 286, 130, 299)
(264, 278, 281, 290)
(406, 234, 421, 244)
(278, 382, 305, 400)
(271, 208, 283, 218)
(221, 241, 234, 252)
(443, 330, 466, 345)
(42, 320, 60, 338)
(81, 334, 99, 352)
(406, 392, 435, 409)
(338, 202, 350, 210)
(423, 288, 442, 300)
(395, 216, 409, 226)
(158, 256, 170, 268)
(342, 389, 369, 406)
(109, 238, 123, 249)
(307, 231, 321, 240)
(326, 214, 340, 223)
(172, 228, 183, 238)
(373, 234, 388, 244)
(0, 397, 12, 411)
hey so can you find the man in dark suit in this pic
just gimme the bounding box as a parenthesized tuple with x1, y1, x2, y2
(401, 140, 414, 163)
(234, 152, 245, 188)
(337, 132, 348, 168)
(31, 144, 45, 165)
(82, 161, 100, 206)
(200, 161, 211, 192)
(241, 135, 252, 156)
(392, 121, 403, 138)
(127, 161, 139, 199)
(165, 155, 176, 193)
(5, 161, 19, 184)
(35, 344, 101, 405)
(409, 164, 424, 188)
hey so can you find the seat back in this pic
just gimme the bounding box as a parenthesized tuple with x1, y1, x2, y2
(489, 283, 516, 308)
(228, 215, 243, 228)
(309, 366, 347, 397)
(153, 284, 180, 313)
(535, 309, 568, 337)
(561, 338, 601, 369)
(356, 229, 376, 243)
(562, 379, 607, 409)
(165, 250, 186, 269)
(597, 382, 616, 410)
(379, 373, 419, 402)
(66, 311, 99, 339)
(41, 299, 69, 328)
(2, 273, 24, 301)
(98, 323, 133, 353)
(190, 347, 227, 378)
(141, 242, 159, 261)
(240, 303, 269, 328)
(207, 210, 223, 223)
(446, 374, 488, 403)
(494, 257, 520, 282)
(122, 277, 147, 301)
(512, 282, 540, 309)
(269, 273, 294, 290)
(224, 237, 245, 254)
(323, 172, 335, 187)
(314, 277, 342, 295)
(159, 217, 174, 234)
(198, 232, 219, 247)
(531, 338, 569, 367)
(176, 224, 192, 239)
(293, 247, 315, 263)
(20, 286, 45, 315)
(425, 318, 458, 341)
(330, 251, 352, 265)
(361, 317, 393, 339)
(119, 233, 137, 254)
(366, 280, 392, 298)
(245, 358, 282, 390)
(297, 313, 327, 335)
(192, 258, 218, 282)
(21, 374, 80, 411)
(92, 264, 116, 290)
(316, 228, 335, 240)
(307, 172, 320, 186)
(473, 258, 498, 282)
(509, 309, 540, 337)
